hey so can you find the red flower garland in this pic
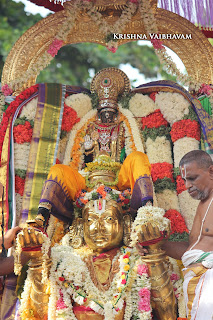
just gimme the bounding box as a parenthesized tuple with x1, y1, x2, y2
(13, 121, 33, 144)
(151, 162, 174, 182)
(61, 104, 80, 132)
(15, 175, 25, 196)
(141, 109, 168, 129)
(176, 175, 187, 195)
(164, 209, 189, 234)
(0, 84, 39, 164)
(170, 119, 200, 143)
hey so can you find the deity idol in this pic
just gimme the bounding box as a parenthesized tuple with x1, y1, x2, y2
(14, 68, 176, 320)
(31, 68, 153, 231)
(16, 185, 176, 320)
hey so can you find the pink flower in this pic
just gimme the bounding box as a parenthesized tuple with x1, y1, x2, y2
(138, 288, 151, 312)
(137, 264, 149, 275)
(198, 83, 212, 96)
(138, 287, 150, 299)
(56, 291, 67, 310)
(121, 279, 126, 284)
(138, 299, 151, 312)
(47, 38, 64, 57)
(151, 39, 165, 50)
(129, 0, 138, 3)
(107, 46, 117, 53)
(170, 273, 179, 282)
(1, 84, 13, 96)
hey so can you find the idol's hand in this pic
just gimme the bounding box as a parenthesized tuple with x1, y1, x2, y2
(84, 135, 94, 150)
(17, 227, 45, 261)
(136, 222, 170, 254)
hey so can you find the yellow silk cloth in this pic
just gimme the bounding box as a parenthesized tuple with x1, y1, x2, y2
(117, 151, 151, 191)
(47, 151, 151, 201)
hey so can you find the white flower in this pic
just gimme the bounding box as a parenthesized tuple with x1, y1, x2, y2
(65, 93, 92, 118)
(14, 143, 31, 170)
(173, 137, 200, 168)
(155, 92, 190, 125)
(119, 104, 144, 153)
(19, 97, 37, 120)
(145, 136, 173, 164)
(131, 206, 170, 246)
(15, 193, 23, 223)
(129, 93, 156, 117)
(178, 190, 198, 231)
(155, 190, 180, 211)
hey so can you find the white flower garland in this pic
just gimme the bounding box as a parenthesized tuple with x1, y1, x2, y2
(130, 205, 170, 246)
(178, 190, 199, 230)
(119, 104, 144, 153)
(19, 97, 37, 120)
(129, 93, 156, 118)
(173, 137, 200, 168)
(14, 143, 31, 170)
(145, 136, 173, 164)
(168, 257, 186, 318)
(65, 93, 92, 118)
(48, 244, 151, 320)
(155, 92, 190, 125)
(156, 189, 180, 212)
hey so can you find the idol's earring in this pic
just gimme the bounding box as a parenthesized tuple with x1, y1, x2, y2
(69, 218, 84, 248)
(123, 214, 132, 247)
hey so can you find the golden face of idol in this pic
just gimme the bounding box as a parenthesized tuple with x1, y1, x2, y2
(82, 199, 124, 253)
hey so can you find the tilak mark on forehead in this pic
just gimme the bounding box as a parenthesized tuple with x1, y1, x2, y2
(180, 165, 187, 179)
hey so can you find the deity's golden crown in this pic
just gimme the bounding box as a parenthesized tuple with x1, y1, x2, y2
(90, 67, 131, 111)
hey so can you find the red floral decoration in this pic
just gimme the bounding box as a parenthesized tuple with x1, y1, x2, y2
(170, 119, 200, 143)
(0, 84, 39, 165)
(176, 175, 187, 195)
(15, 176, 25, 196)
(151, 162, 174, 182)
(13, 121, 33, 144)
(164, 209, 189, 234)
(61, 105, 80, 132)
(141, 109, 168, 129)
(149, 92, 157, 102)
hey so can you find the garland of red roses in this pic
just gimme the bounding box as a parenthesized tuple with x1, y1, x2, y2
(0, 84, 39, 165)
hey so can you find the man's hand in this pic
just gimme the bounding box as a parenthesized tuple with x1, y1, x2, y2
(4, 226, 22, 249)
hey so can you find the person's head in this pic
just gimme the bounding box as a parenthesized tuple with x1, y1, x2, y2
(90, 67, 131, 124)
(98, 108, 118, 124)
(82, 199, 124, 253)
(179, 150, 213, 200)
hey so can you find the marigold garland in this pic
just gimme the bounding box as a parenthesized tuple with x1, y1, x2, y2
(170, 119, 201, 143)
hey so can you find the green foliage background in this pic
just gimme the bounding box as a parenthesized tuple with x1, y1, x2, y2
(0, 0, 177, 89)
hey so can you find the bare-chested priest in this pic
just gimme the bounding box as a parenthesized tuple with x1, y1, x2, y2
(163, 149, 213, 320)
